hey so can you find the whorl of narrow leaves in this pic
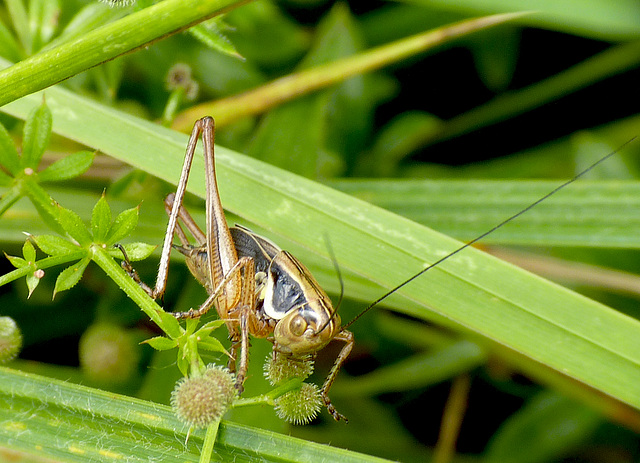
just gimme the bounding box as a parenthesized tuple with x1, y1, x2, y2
(171, 365, 237, 428)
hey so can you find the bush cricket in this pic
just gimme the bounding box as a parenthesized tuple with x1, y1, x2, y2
(122, 116, 352, 421)
(124, 116, 634, 423)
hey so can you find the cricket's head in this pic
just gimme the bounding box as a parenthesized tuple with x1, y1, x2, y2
(265, 251, 342, 356)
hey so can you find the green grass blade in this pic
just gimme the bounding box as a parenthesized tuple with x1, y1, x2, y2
(0, 366, 390, 462)
(3, 79, 640, 418)
(328, 179, 640, 247)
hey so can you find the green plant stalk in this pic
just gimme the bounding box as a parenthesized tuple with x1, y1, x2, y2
(91, 245, 164, 328)
(172, 12, 526, 130)
(0, 0, 252, 107)
(234, 378, 305, 408)
(201, 420, 220, 463)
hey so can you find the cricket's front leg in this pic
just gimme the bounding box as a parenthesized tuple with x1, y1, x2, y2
(116, 244, 157, 298)
(320, 329, 354, 422)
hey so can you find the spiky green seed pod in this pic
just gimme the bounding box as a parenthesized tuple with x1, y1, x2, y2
(263, 352, 314, 385)
(0, 317, 22, 363)
(274, 383, 322, 425)
(171, 365, 237, 428)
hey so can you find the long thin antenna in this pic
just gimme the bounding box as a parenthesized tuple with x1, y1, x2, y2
(343, 136, 637, 330)
(317, 234, 344, 335)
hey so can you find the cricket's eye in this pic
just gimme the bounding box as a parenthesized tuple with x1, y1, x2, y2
(289, 314, 308, 337)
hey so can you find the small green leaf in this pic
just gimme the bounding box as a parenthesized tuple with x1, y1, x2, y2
(56, 204, 92, 246)
(198, 319, 226, 333)
(198, 336, 226, 354)
(32, 234, 81, 256)
(22, 239, 36, 262)
(111, 242, 156, 261)
(21, 180, 66, 236)
(187, 18, 241, 59)
(0, 120, 20, 175)
(154, 307, 183, 340)
(105, 206, 139, 245)
(38, 150, 95, 182)
(5, 254, 26, 269)
(26, 270, 42, 298)
(176, 351, 189, 377)
(143, 336, 178, 351)
(185, 317, 200, 335)
(53, 256, 90, 298)
(91, 194, 111, 243)
(21, 102, 52, 169)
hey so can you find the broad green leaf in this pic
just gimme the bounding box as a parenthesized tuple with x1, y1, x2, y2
(0, 366, 390, 462)
(327, 179, 640, 247)
(91, 194, 111, 243)
(105, 206, 139, 245)
(32, 234, 81, 256)
(0, 120, 20, 175)
(37, 150, 94, 182)
(21, 101, 52, 169)
(53, 255, 90, 297)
